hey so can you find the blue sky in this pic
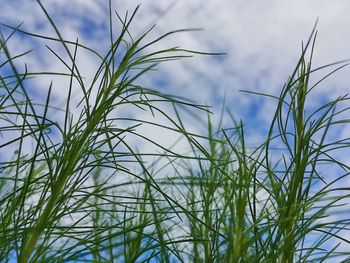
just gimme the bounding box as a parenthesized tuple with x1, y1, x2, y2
(2, 0, 350, 259)
(2, 0, 350, 139)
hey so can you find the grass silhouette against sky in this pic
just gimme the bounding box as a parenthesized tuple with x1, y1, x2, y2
(1, 1, 350, 262)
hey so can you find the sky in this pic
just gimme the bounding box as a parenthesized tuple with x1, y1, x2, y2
(2, 0, 350, 258)
(2, 0, 350, 139)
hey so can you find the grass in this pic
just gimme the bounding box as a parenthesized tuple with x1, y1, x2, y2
(1, 1, 350, 262)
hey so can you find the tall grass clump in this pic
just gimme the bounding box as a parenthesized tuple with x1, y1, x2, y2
(170, 30, 350, 262)
(0, 2, 214, 262)
(1, 1, 350, 262)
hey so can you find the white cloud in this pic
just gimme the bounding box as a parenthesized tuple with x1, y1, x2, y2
(3, 0, 350, 108)
(2, 0, 350, 178)
(2, 1, 350, 258)
(2, 1, 350, 163)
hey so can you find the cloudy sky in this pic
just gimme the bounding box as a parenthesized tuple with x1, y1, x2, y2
(2, 0, 350, 257)
(2, 0, 350, 140)
(1, 0, 350, 156)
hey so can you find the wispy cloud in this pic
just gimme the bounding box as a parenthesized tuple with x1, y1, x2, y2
(2, 0, 350, 143)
